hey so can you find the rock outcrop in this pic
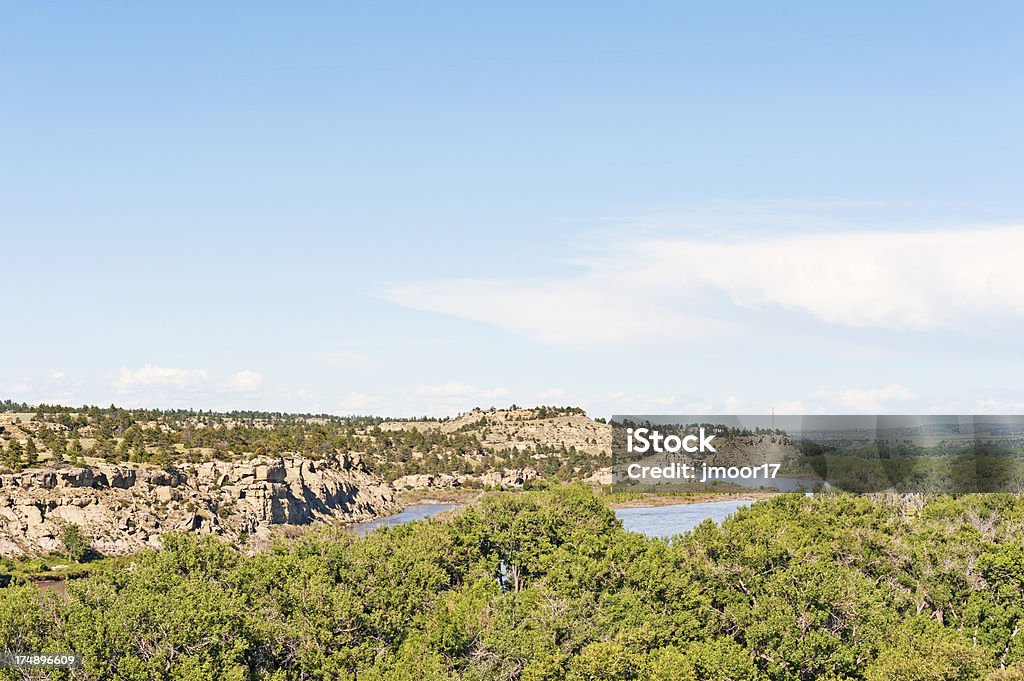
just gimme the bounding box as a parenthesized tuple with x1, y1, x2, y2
(378, 408, 609, 455)
(391, 467, 540, 491)
(0, 454, 394, 557)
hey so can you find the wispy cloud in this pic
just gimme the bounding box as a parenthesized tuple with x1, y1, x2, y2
(111, 364, 265, 406)
(4, 371, 85, 407)
(224, 369, 263, 393)
(115, 365, 209, 391)
(380, 277, 738, 345)
(813, 383, 916, 412)
(537, 387, 566, 401)
(413, 381, 508, 400)
(572, 384, 921, 417)
(381, 223, 1024, 345)
(335, 381, 513, 418)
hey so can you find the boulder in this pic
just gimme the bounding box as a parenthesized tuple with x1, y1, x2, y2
(25, 472, 57, 489)
(19, 504, 44, 526)
(154, 486, 179, 503)
(58, 468, 94, 488)
(255, 463, 286, 483)
(107, 467, 137, 489)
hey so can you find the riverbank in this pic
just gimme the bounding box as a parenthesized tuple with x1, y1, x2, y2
(396, 483, 779, 510)
(602, 490, 774, 508)
(395, 487, 483, 505)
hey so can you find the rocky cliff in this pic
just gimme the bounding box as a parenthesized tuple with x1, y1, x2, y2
(391, 467, 541, 491)
(0, 454, 394, 557)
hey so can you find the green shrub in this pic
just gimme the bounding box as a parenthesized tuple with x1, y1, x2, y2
(61, 523, 93, 563)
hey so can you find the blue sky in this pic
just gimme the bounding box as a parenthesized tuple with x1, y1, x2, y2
(3, 2, 1023, 417)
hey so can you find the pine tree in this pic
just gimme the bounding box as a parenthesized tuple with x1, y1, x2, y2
(24, 438, 38, 467)
(8, 440, 23, 470)
(67, 437, 83, 463)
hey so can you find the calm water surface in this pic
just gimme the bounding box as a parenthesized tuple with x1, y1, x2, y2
(350, 503, 460, 535)
(614, 500, 750, 538)
(35, 580, 67, 596)
(352, 500, 750, 539)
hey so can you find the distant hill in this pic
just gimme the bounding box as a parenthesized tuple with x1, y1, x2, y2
(378, 406, 610, 454)
(0, 403, 612, 483)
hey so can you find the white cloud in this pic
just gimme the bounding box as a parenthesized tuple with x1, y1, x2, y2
(225, 369, 263, 393)
(482, 387, 511, 400)
(414, 381, 473, 397)
(773, 400, 810, 415)
(640, 227, 1024, 331)
(576, 388, 920, 419)
(722, 395, 743, 413)
(337, 381, 515, 418)
(812, 383, 916, 412)
(967, 398, 1024, 414)
(381, 225, 1024, 345)
(414, 381, 508, 400)
(5, 372, 85, 407)
(115, 365, 209, 391)
(380, 277, 738, 345)
(537, 387, 567, 401)
(591, 391, 682, 414)
(110, 365, 266, 406)
(10, 381, 33, 394)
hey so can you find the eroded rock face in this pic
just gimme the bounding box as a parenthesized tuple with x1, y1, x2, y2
(0, 455, 394, 557)
(391, 468, 539, 491)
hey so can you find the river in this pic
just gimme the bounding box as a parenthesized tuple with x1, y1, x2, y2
(351, 499, 753, 539)
(350, 503, 462, 536)
(614, 499, 750, 537)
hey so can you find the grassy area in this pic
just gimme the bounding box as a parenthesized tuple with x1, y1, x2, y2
(396, 481, 778, 509)
(0, 552, 129, 586)
(394, 487, 484, 505)
(597, 486, 776, 508)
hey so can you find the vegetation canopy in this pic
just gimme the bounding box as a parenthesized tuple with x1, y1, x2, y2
(2, 489, 1024, 680)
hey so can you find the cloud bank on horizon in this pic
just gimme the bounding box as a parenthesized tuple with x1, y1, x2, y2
(324, 221, 1019, 418)
(9, 217, 1022, 419)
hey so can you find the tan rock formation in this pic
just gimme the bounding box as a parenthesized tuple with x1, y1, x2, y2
(0, 454, 394, 557)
